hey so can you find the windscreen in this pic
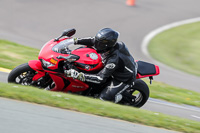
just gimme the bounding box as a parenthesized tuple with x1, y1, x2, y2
(52, 39, 74, 54)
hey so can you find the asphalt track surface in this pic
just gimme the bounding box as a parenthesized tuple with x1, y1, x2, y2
(0, 0, 200, 132)
(0, 97, 180, 133)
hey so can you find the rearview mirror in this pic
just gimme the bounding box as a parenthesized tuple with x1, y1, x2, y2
(62, 28, 76, 37)
(54, 28, 76, 41)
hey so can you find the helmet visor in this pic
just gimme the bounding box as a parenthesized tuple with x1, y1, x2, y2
(94, 39, 108, 53)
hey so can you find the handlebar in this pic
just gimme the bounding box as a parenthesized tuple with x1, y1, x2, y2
(57, 54, 80, 62)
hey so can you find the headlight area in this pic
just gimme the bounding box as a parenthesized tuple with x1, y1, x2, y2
(40, 59, 55, 68)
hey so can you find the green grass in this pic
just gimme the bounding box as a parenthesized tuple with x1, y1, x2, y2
(0, 82, 200, 133)
(0, 40, 39, 69)
(145, 79, 200, 107)
(1, 39, 200, 107)
(148, 22, 200, 76)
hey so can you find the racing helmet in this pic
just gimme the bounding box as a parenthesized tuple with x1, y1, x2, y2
(94, 28, 119, 53)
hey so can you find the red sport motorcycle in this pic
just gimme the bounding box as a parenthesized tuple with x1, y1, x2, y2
(8, 29, 160, 107)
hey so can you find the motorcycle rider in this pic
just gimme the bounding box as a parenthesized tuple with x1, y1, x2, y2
(66, 28, 137, 103)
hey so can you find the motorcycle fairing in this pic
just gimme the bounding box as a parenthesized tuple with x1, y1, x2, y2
(49, 74, 89, 92)
(71, 47, 104, 71)
(39, 38, 104, 72)
(28, 60, 45, 81)
(29, 60, 43, 71)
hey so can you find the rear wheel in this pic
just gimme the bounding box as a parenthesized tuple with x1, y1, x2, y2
(122, 79, 149, 108)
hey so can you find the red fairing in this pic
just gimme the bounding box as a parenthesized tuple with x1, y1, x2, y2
(155, 65, 160, 75)
(49, 74, 89, 92)
(72, 48, 104, 71)
(48, 74, 65, 91)
(28, 60, 45, 81)
(28, 60, 43, 71)
(38, 38, 70, 71)
(38, 38, 103, 71)
(64, 78, 89, 92)
(38, 38, 69, 60)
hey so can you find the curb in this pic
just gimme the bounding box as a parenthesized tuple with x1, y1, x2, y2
(141, 17, 200, 58)
(0, 67, 11, 73)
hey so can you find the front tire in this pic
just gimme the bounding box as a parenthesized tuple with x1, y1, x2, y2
(8, 63, 36, 85)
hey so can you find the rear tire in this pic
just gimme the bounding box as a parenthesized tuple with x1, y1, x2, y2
(122, 79, 149, 108)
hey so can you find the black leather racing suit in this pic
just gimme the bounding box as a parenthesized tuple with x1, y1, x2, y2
(75, 37, 137, 102)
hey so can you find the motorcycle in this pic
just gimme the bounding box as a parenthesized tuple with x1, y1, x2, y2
(8, 29, 160, 108)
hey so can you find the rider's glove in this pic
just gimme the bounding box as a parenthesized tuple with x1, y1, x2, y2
(77, 72, 85, 82)
(65, 69, 78, 78)
(65, 69, 85, 82)
(74, 38, 78, 44)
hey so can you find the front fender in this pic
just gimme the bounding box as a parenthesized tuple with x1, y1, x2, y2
(28, 60, 43, 71)
(28, 60, 45, 81)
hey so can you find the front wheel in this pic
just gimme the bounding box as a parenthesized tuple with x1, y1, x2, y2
(8, 63, 52, 88)
(8, 63, 36, 85)
(121, 79, 149, 108)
